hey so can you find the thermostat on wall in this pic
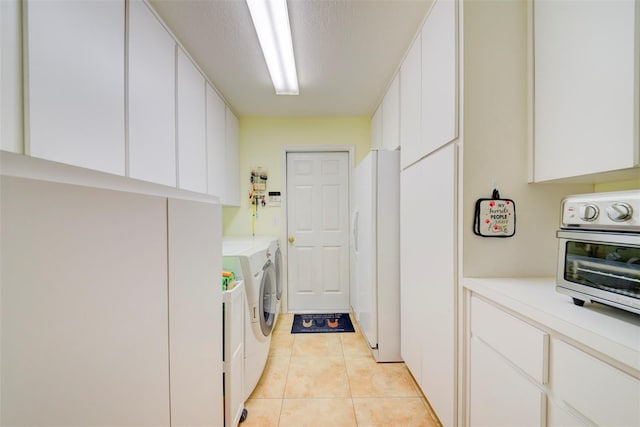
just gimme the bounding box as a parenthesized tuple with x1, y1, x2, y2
(268, 191, 281, 207)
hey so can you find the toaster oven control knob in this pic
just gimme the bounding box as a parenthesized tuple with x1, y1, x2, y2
(607, 202, 633, 222)
(579, 204, 599, 221)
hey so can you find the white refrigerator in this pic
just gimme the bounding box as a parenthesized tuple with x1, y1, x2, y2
(350, 149, 401, 362)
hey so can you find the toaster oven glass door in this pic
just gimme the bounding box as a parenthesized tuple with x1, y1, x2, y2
(563, 240, 640, 300)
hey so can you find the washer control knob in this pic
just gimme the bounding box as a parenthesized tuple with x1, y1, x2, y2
(579, 204, 599, 221)
(607, 202, 633, 222)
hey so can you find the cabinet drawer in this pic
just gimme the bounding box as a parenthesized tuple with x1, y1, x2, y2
(552, 339, 640, 426)
(471, 296, 549, 383)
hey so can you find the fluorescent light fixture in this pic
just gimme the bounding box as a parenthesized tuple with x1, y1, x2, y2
(246, 0, 299, 95)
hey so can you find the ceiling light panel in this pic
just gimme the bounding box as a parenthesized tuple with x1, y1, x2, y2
(246, 0, 299, 95)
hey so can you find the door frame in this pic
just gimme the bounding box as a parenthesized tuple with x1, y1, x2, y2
(280, 145, 355, 313)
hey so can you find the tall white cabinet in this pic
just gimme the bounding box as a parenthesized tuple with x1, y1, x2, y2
(128, 0, 176, 187)
(400, 145, 457, 427)
(3, 0, 240, 423)
(167, 198, 223, 426)
(24, 0, 125, 175)
(398, 1, 459, 425)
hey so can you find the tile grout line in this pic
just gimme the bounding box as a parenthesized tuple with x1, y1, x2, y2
(276, 319, 295, 426)
(346, 314, 363, 426)
(341, 324, 358, 426)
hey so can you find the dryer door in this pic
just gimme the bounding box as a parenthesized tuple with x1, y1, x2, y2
(274, 246, 283, 300)
(258, 260, 277, 337)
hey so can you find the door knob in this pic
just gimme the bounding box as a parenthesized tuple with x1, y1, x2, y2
(288, 236, 295, 244)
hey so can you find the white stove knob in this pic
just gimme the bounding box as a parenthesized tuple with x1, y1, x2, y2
(607, 202, 633, 222)
(579, 204, 599, 221)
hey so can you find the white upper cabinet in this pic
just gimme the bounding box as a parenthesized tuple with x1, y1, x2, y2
(400, 0, 458, 169)
(400, 35, 421, 169)
(382, 73, 400, 151)
(533, 0, 638, 182)
(206, 84, 227, 199)
(420, 0, 458, 157)
(1, 0, 23, 154)
(25, 0, 125, 175)
(224, 107, 241, 207)
(128, 0, 176, 187)
(176, 48, 207, 193)
(371, 104, 383, 149)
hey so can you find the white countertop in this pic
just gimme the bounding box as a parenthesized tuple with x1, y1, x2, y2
(463, 277, 640, 374)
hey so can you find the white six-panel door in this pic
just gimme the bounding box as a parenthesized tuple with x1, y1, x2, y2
(286, 152, 350, 312)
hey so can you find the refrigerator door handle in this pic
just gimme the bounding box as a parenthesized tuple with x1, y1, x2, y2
(352, 211, 359, 252)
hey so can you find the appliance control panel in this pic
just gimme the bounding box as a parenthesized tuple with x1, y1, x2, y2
(561, 190, 640, 231)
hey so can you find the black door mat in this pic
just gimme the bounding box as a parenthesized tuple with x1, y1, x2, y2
(291, 313, 355, 334)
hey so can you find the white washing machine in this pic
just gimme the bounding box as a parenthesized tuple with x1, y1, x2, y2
(222, 238, 277, 400)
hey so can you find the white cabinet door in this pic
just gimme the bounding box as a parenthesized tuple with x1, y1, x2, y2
(206, 84, 227, 199)
(25, 0, 125, 175)
(400, 34, 421, 169)
(371, 104, 383, 149)
(0, 177, 170, 426)
(469, 337, 545, 427)
(420, 0, 458, 157)
(224, 107, 241, 206)
(382, 73, 400, 151)
(1, 0, 23, 154)
(533, 0, 638, 181)
(128, 0, 176, 186)
(552, 339, 640, 426)
(176, 48, 207, 193)
(223, 283, 246, 426)
(167, 198, 223, 427)
(400, 144, 457, 427)
(399, 157, 423, 380)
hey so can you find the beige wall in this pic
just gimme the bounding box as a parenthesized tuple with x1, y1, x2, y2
(222, 116, 371, 237)
(595, 178, 640, 192)
(462, 0, 593, 278)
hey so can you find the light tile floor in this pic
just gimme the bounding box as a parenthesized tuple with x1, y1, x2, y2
(241, 313, 442, 427)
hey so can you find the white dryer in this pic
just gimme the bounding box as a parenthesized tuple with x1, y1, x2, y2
(222, 238, 277, 400)
(271, 240, 283, 325)
(245, 237, 282, 325)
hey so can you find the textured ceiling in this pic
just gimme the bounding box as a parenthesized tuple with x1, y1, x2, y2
(148, 0, 433, 117)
